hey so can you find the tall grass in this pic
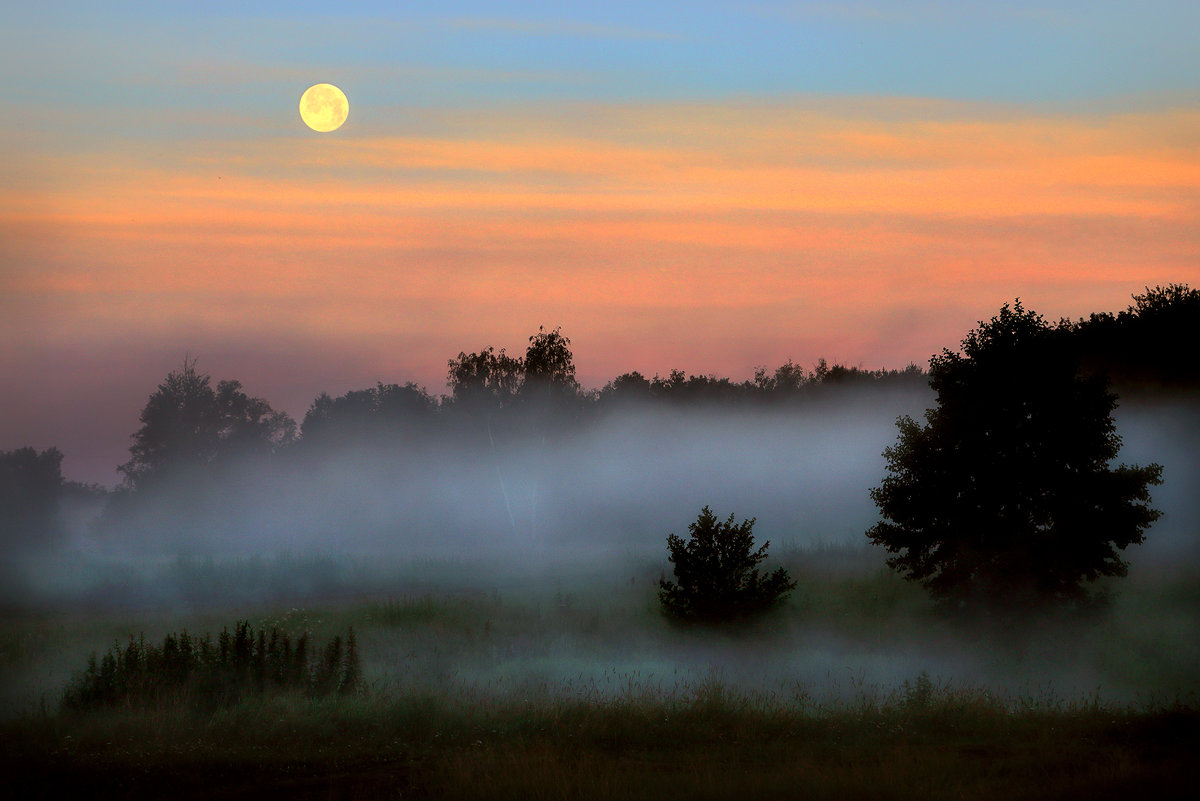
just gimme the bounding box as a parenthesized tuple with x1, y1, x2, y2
(5, 672, 1197, 800)
(3, 550, 1198, 798)
(62, 620, 362, 710)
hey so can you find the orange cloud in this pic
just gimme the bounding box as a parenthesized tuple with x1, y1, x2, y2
(3, 96, 1197, 389)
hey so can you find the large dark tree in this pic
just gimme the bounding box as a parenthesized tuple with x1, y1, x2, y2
(867, 301, 1163, 613)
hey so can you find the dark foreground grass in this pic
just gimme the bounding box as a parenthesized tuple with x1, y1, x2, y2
(3, 687, 1197, 800)
(4, 559, 1199, 799)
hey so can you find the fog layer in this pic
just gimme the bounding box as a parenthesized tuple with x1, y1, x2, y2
(3, 390, 1198, 716)
(10, 388, 1196, 605)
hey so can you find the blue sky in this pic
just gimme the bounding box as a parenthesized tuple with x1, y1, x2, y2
(6, 1, 1199, 126)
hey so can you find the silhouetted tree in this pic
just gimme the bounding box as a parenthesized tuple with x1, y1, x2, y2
(809, 358, 927, 393)
(867, 301, 1163, 614)
(445, 340, 536, 540)
(120, 359, 221, 488)
(522, 326, 578, 401)
(753, 360, 809, 396)
(659, 506, 797, 623)
(119, 359, 295, 489)
(649, 370, 749, 405)
(215, 379, 297, 459)
(300, 382, 435, 442)
(0, 446, 66, 551)
(599, 371, 653, 406)
(446, 347, 524, 412)
(1068, 283, 1200, 394)
(650, 368, 688, 397)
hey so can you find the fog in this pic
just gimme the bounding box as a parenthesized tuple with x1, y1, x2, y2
(14, 389, 934, 590)
(264, 399, 905, 557)
(4, 387, 1198, 711)
(1113, 399, 1200, 564)
(10, 387, 1200, 597)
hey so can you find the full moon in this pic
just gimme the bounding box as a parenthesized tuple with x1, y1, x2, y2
(299, 83, 349, 132)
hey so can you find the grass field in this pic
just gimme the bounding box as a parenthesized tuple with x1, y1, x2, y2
(2, 548, 1198, 799)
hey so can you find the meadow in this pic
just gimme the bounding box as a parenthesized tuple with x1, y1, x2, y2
(2, 547, 1197, 799)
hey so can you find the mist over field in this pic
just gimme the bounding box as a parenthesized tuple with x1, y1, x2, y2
(12, 387, 917, 579)
(1, 370, 1197, 801)
(6, 281, 1200, 723)
(1114, 400, 1200, 563)
(129, 399, 918, 553)
(9, 385, 1198, 597)
(2, 385, 1196, 713)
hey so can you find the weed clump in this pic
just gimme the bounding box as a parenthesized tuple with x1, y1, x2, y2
(62, 620, 362, 711)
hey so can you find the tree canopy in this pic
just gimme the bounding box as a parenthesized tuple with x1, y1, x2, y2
(1066, 283, 1200, 394)
(522, 326, 578, 398)
(867, 301, 1163, 613)
(445, 347, 524, 412)
(300, 382, 435, 443)
(119, 359, 295, 489)
(1, 446, 67, 551)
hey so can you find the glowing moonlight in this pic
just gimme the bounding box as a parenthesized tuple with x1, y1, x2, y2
(299, 83, 348, 132)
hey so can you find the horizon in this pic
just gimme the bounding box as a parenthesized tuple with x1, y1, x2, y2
(1, 287, 1181, 487)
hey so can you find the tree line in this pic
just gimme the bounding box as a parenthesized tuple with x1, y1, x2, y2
(2, 284, 1195, 565)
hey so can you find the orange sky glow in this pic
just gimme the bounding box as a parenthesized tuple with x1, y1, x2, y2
(3, 96, 1198, 482)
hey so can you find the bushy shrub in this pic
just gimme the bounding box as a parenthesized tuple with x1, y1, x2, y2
(62, 620, 363, 711)
(659, 506, 797, 624)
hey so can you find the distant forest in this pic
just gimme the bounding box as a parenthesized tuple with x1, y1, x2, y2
(2, 283, 1197, 555)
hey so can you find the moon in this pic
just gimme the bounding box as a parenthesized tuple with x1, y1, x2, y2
(299, 83, 349, 133)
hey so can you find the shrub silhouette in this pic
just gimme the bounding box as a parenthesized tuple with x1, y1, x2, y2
(659, 506, 797, 623)
(62, 620, 363, 711)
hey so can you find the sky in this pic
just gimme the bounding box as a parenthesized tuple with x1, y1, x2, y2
(2, 1, 1198, 485)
